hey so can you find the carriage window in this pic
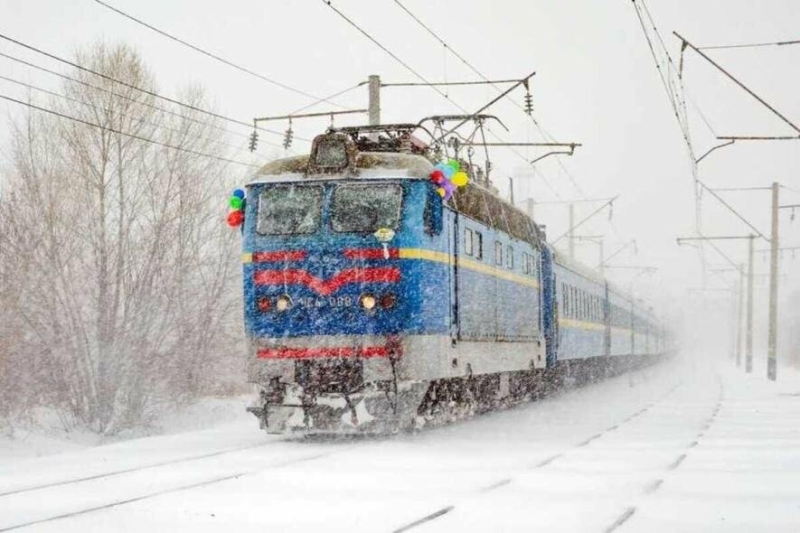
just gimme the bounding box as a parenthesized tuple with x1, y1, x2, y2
(522, 253, 529, 274)
(257, 184, 323, 235)
(570, 287, 576, 318)
(563, 284, 569, 316)
(495, 241, 503, 265)
(332, 184, 403, 233)
(474, 231, 483, 260)
(506, 246, 514, 269)
(464, 228, 474, 256)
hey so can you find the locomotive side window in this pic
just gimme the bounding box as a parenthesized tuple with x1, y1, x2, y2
(331, 184, 403, 234)
(494, 241, 503, 265)
(474, 231, 483, 260)
(464, 228, 474, 256)
(257, 184, 323, 235)
(506, 246, 514, 269)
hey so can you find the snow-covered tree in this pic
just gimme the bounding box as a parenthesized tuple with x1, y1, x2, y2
(0, 42, 244, 434)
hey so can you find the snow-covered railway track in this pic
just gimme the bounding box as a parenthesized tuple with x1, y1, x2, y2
(390, 377, 688, 532)
(0, 440, 285, 499)
(0, 440, 354, 532)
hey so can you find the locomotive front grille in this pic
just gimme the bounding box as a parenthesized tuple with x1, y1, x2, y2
(295, 357, 364, 394)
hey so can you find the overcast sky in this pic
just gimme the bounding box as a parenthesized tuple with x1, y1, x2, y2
(2, 0, 799, 353)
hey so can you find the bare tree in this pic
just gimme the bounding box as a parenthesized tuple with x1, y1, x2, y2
(0, 42, 244, 434)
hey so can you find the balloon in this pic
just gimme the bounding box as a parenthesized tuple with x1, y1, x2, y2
(442, 165, 455, 179)
(434, 163, 449, 172)
(447, 159, 460, 171)
(430, 170, 445, 184)
(442, 180, 456, 195)
(437, 187, 445, 197)
(232, 189, 245, 200)
(229, 196, 243, 210)
(451, 171, 469, 187)
(227, 210, 244, 227)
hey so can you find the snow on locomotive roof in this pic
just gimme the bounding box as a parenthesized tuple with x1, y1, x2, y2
(249, 152, 433, 184)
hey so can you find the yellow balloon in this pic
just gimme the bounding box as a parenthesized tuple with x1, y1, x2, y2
(451, 171, 469, 187)
(437, 187, 446, 197)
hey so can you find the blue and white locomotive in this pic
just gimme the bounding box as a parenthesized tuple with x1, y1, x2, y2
(236, 125, 665, 433)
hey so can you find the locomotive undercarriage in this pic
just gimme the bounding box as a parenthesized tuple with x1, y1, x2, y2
(247, 352, 668, 434)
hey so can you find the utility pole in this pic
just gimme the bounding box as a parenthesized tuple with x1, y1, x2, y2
(746, 234, 754, 373)
(368, 75, 381, 126)
(736, 263, 744, 367)
(767, 182, 779, 380)
(568, 203, 575, 258)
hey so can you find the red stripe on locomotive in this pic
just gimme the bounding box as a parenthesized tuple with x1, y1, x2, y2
(252, 250, 307, 262)
(343, 248, 399, 260)
(253, 267, 401, 296)
(257, 346, 391, 359)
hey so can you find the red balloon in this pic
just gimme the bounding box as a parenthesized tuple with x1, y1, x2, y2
(430, 170, 445, 184)
(227, 210, 244, 227)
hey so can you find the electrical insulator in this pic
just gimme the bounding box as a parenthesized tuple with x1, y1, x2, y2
(248, 131, 259, 152)
(283, 127, 293, 150)
(524, 91, 533, 115)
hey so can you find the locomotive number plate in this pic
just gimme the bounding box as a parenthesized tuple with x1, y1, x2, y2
(296, 296, 354, 308)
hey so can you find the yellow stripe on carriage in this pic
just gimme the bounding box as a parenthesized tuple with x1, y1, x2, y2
(242, 253, 253, 264)
(559, 318, 606, 332)
(398, 248, 540, 289)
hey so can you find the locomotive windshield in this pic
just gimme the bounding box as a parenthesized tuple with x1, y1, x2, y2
(257, 184, 323, 235)
(331, 183, 403, 233)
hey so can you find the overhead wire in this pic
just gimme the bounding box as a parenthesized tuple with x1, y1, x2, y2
(93, 0, 351, 110)
(289, 80, 368, 115)
(0, 92, 260, 168)
(322, 0, 572, 205)
(0, 32, 310, 143)
(392, 0, 585, 200)
(0, 50, 283, 150)
(320, 0, 461, 110)
(0, 73, 266, 160)
(699, 38, 800, 50)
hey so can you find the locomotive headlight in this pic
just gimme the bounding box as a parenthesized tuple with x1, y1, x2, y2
(379, 293, 397, 309)
(276, 295, 292, 312)
(360, 294, 377, 310)
(257, 297, 271, 313)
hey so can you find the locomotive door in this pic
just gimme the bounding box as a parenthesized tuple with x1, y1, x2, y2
(449, 210, 460, 342)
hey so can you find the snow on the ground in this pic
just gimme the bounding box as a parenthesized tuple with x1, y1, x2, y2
(0, 395, 255, 462)
(0, 355, 799, 532)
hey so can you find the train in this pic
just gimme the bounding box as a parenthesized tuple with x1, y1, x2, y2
(233, 124, 668, 434)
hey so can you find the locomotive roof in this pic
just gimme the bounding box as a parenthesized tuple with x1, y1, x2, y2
(249, 152, 433, 184)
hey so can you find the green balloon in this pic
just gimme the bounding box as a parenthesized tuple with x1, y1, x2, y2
(447, 159, 460, 171)
(229, 196, 243, 210)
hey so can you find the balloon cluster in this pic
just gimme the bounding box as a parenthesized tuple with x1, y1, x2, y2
(227, 189, 245, 227)
(430, 159, 469, 201)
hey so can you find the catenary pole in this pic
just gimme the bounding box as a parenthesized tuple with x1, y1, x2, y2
(368, 75, 381, 126)
(736, 263, 744, 367)
(768, 182, 780, 380)
(746, 234, 754, 373)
